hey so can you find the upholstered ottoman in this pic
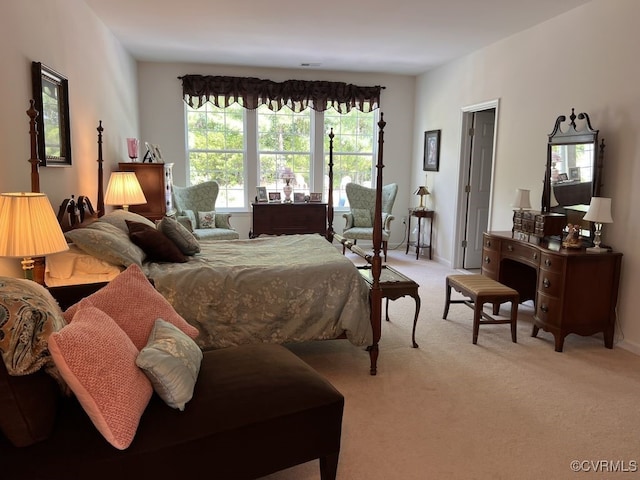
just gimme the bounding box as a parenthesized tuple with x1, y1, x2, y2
(1, 343, 344, 480)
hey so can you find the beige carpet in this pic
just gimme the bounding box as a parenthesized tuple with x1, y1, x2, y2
(262, 248, 640, 480)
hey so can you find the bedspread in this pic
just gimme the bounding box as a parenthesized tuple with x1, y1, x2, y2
(142, 234, 372, 349)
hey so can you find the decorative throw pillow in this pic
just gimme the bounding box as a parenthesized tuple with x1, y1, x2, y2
(63, 264, 199, 350)
(197, 210, 216, 229)
(48, 306, 153, 450)
(182, 210, 197, 229)
(352, 208, 372, 227)
(65, 221, 146, 268)
(98, 209, 155, 234)
(0, 277, 66, 376)
(125, 220, 187, 263)
(157, 216, 200, 255)
(136, 318, 203, 411)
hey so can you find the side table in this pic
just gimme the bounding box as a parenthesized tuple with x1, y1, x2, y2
(406, 208, 434, 260)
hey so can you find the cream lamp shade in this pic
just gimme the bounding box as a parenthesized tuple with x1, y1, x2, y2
(104, 171, 147, 211)
(511, 188, 532, 210)
(0, 192, 69, 280)
(583, 197, 613, 253)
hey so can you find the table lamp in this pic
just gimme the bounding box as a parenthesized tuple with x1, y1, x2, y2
(0, 192, 69, 282)
(511, 188, 531, 211)
(414, 186, 430, 210)
(104, 171, 147, 211)
(583, 197, 613, 253)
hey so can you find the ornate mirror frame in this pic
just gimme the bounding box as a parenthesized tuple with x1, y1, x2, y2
(31, 61, 72, 167)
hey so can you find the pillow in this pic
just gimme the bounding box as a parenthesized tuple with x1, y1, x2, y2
(47, 244, 122, 279)
(136, 318, 203, 411)
(352, 208, 372, 227)
(63, 264, 199, 350)
(0, 277, 66, 376)
(156, 216, 200, 255)
(48, 306, 153, 450)
(125, 220, 187, 263)
(98, 209, 155, 234)
(65, 221, 146, 268)
(182, 209, 197, 229)
(197, 210, 216, 229)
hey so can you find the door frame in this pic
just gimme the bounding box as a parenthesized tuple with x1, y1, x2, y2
(452, 99, 500, 270)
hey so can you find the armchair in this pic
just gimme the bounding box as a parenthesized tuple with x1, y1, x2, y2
(172, 181, 240, 240)
(342, 183, 398, 260)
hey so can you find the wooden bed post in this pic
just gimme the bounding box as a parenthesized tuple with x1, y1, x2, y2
(96, 121, 105, 217)
(326, 128, 335, 241)
(368, 113, 386, 375)
(27, 100, 41, 194)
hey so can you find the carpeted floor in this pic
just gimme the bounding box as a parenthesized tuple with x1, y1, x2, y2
(261, 248, 640, 480)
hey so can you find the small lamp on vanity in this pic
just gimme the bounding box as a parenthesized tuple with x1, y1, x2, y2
(583, 197, 613, 253)
(0, 192, 69, 283)
(104, 171, 147, 211)
(512, 188, 532, 211)
(414, 186, 430, 210)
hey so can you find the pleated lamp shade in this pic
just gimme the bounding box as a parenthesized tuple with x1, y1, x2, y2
(104, 172, 147, 210)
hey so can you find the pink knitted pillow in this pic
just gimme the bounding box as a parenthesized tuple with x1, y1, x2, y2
(63, 264, 198, 350)
(48, 306, 153, 450)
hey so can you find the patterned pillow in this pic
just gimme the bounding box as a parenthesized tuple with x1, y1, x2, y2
(136, 318, 203, 411)
(352, 208, 372, 227)
(0, 277, 66, 376)
(65, 221, 146, 268)
(63, 264, 199, 350)
(125, 220, 187, 263)
(157, 216, 200, 255)
(48, 306, 153, 450)
(197, 210, 216, 229)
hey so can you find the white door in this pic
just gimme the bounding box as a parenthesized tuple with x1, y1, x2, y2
(463, 109, 495, 269)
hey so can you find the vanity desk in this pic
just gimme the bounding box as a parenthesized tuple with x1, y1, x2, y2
(482, 231, 622, 352)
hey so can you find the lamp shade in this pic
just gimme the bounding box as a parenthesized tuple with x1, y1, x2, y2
(0, 192, 68, 258)
(511, 188, 531, 209)
(104, 172, 147, 209)
(414, 186, 430, 196)
(583, 197, 613, 224)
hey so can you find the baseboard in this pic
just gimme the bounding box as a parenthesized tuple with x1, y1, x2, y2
(616, 339, 640, 356)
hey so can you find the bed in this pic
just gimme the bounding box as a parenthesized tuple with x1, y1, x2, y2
(27, 103, 387, 375)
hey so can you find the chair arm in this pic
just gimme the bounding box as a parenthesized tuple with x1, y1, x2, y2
(342, 212, 354, 229)
(382, 213, 395, 231)
(215, 212, 235, 230)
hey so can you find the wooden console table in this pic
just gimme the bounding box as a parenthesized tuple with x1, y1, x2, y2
(406, 208, 434, 259)
(250, 202, 327, 238)
(482, 231, 622, 352)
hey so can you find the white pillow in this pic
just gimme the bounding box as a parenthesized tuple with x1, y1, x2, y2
(197, 211, 216, 229)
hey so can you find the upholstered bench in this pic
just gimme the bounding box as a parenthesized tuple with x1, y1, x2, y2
(1, 343, 344, 480)
(443, 274, 519, 344)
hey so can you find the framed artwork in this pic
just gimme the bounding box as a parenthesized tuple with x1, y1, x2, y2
(558, 172, 569, 182)
(423, 130, 441, 172)
(256, 186, 268, 203)
(268, 192, 281, 202)
(569, 167, 580, 181)
(310, 192, 322, 203)
(293, 192, 306, 203)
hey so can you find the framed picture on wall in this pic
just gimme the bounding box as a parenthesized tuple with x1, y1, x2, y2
(423, 130, 441, 172)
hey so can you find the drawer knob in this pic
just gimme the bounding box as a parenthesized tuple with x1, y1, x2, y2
(484, 256, 491, 264)
(507, 245, 514, 252)
(540, 304, 548, 313)
(543, 278, 550, 288)
(486, 240, 491, 247)
(545, 259, 551, 267)
(533, 253, 538, 260)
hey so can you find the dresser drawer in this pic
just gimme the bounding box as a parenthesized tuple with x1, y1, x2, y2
(501, 240, 540, 268)
(537, 269, 563, 298)
(481, 249, 500, 279)
(482, 234, 500, 252)
(535, 292, 561, 328)
(540, 253, 566, 273)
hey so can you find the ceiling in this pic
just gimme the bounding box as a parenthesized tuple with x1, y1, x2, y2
(82, 0, 591, 75)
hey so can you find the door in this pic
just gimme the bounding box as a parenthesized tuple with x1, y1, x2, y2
(463, 109, 495, 269)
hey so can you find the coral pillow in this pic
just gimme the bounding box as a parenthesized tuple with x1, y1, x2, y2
(48, 306, 153, 449)
(63, 264, 199, 350)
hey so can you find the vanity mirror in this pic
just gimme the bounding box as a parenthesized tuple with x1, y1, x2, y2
(31, 61, 72, 166)
(542, 108, 604, 239)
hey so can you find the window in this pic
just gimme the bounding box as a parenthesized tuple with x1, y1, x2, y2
(186, 103, 377, 210)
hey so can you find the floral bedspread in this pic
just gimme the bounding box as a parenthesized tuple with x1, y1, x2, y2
(143, 234, 372, 349)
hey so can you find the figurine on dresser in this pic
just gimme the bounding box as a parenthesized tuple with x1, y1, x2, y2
(562, 223, 582, 249)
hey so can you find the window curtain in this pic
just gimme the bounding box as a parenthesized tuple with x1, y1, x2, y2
(179, 74, 382, 113)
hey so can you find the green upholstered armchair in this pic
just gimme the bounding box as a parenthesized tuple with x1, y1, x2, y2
(172, 181, 240, 240)
(342, 182, 398, 260)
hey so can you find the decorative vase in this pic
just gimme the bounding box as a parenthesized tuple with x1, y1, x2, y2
(283, 180, 293, 203)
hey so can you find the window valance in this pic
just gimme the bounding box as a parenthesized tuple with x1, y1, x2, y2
(179, 74, 382, 113)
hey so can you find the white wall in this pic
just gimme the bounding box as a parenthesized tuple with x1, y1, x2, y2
(0, 0, 139, 276)
(137, 62, 416, 240)
(414, 0, 640, 351)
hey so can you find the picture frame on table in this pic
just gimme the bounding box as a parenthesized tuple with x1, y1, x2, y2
(309, 192, 322, 203)
(558, 172, 569, 182)
(256, 186, 268, 203)
(268, 192, 281, 203)
(423, 129, 441, 172)
(568, 167, 580, 181)
(293, 192, 306, 203)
